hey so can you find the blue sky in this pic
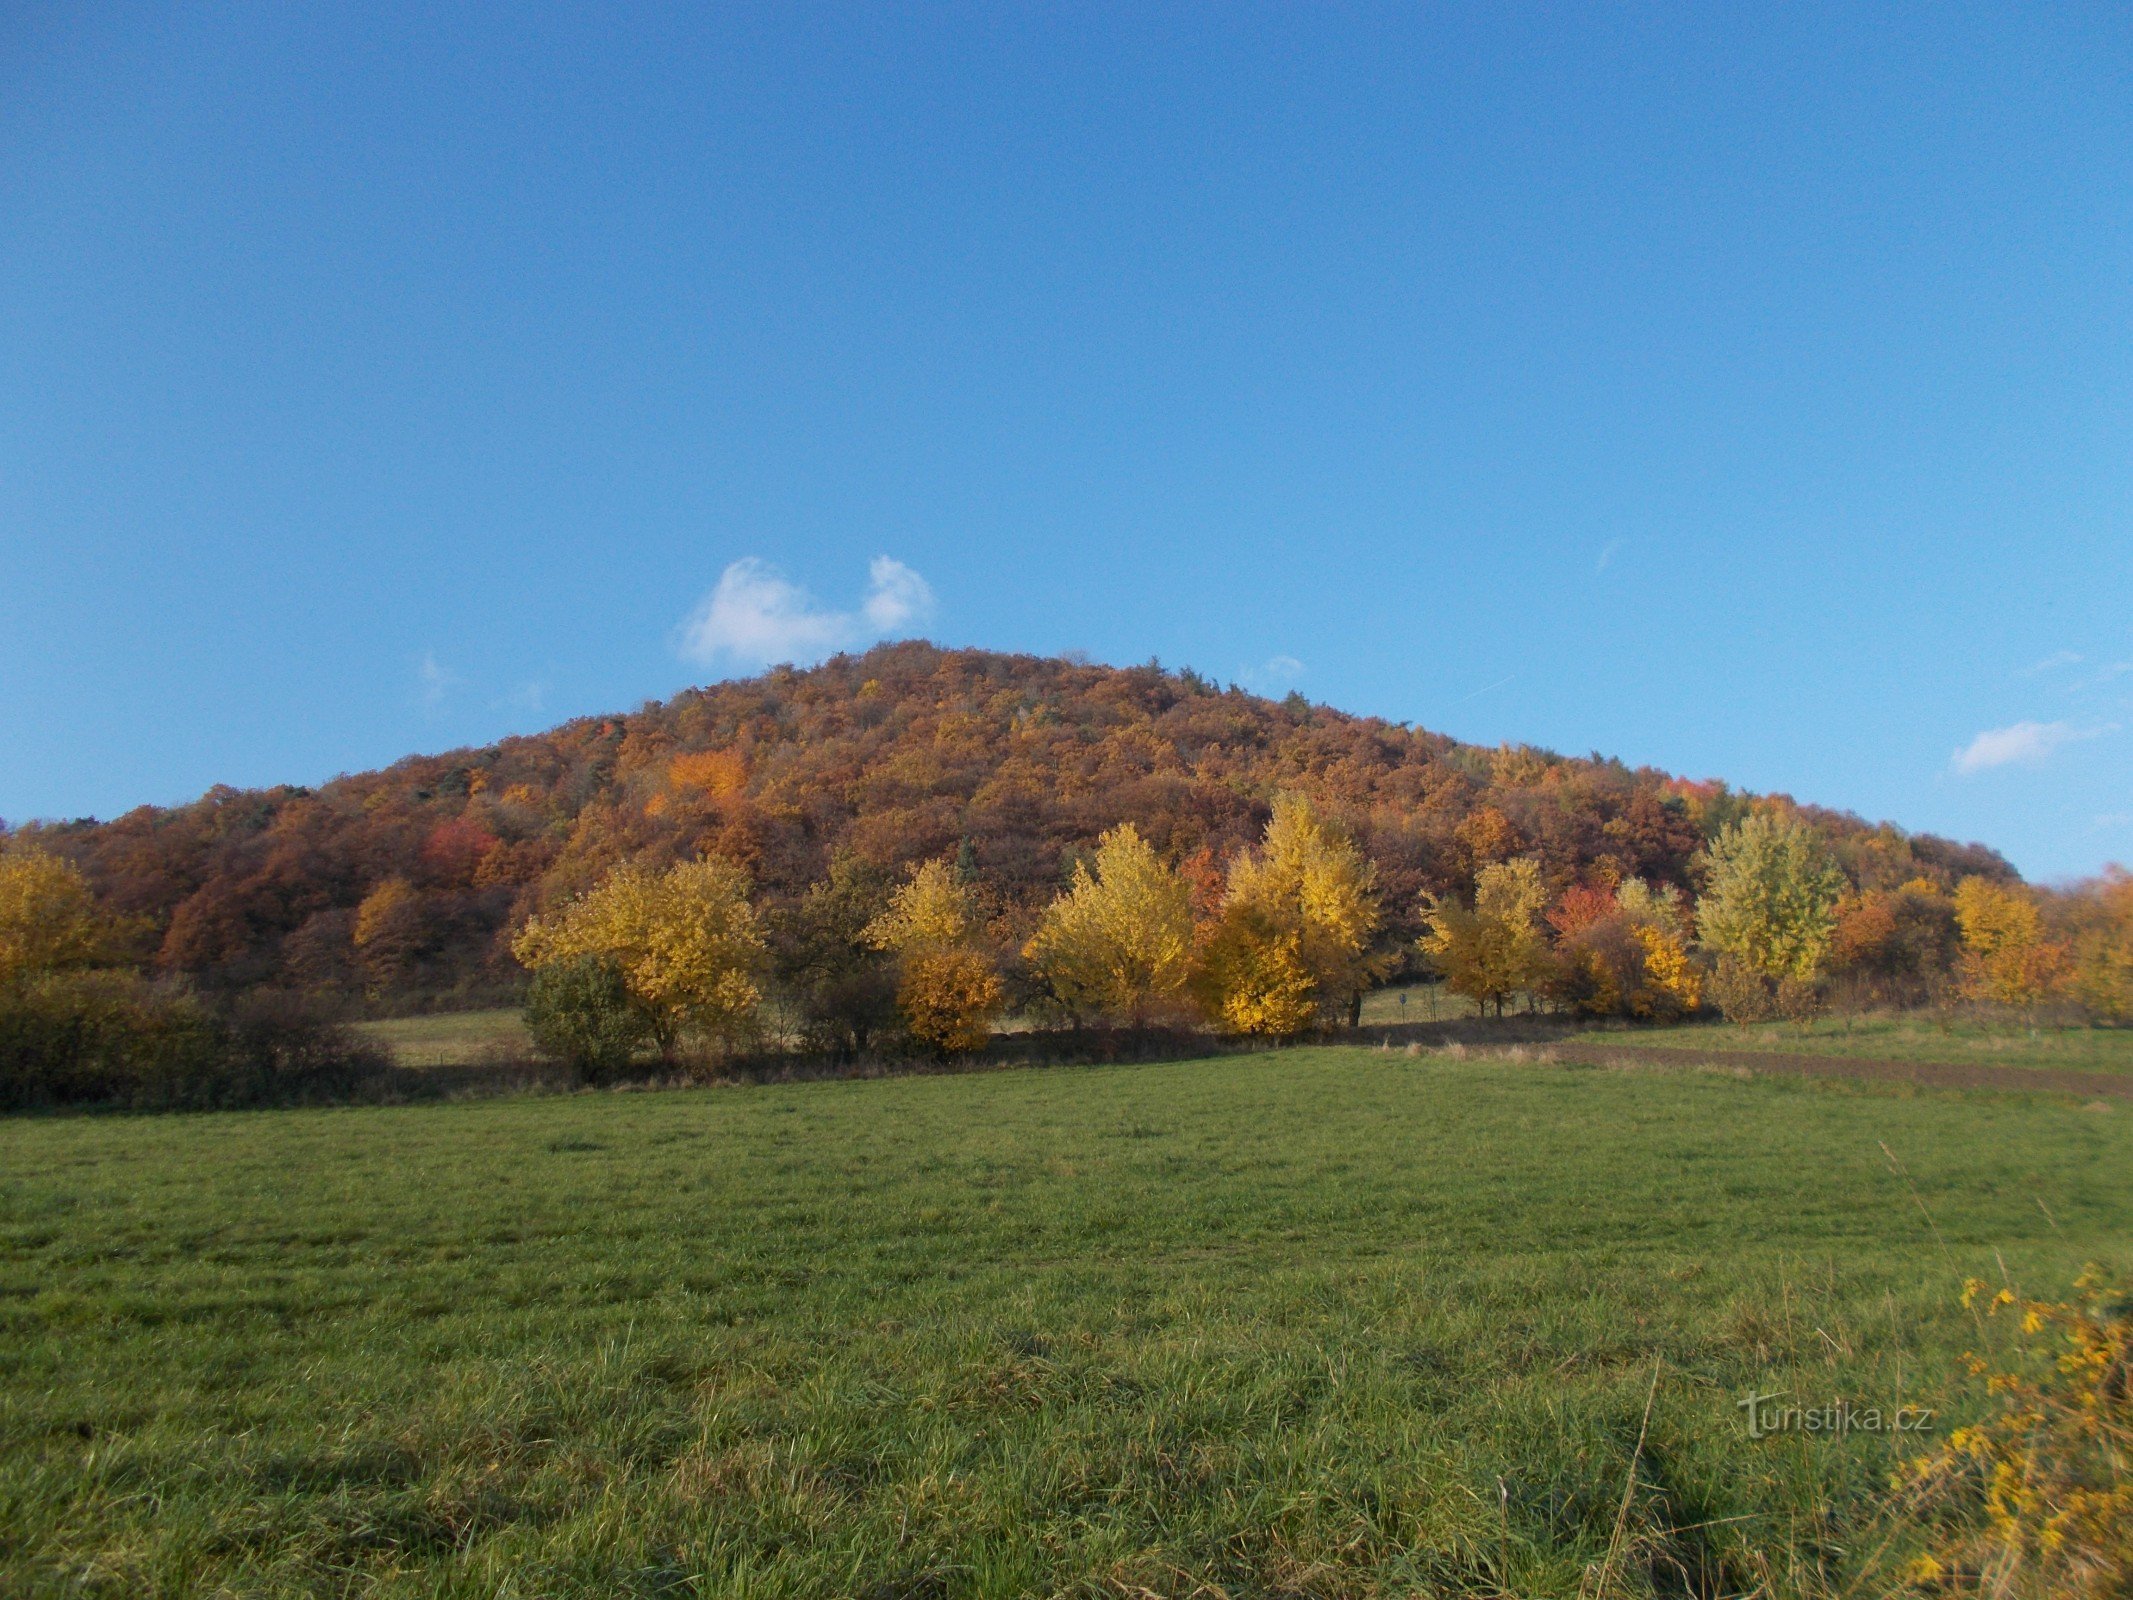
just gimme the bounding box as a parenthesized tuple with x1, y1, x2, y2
(2, 4, 2127, 879)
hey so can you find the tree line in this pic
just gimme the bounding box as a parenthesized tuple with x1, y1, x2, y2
(5, 776, 2127, 1099)
(499, 794, 2133, 1075)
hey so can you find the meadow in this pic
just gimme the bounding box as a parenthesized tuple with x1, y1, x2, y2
(1613, 1015, 2133, 1076)
(355, 1010, 530, 1068)
(3, 1049, 2128, 1597)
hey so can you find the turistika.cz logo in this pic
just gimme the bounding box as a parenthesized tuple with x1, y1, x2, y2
(1736, 1391, 1935, 1440)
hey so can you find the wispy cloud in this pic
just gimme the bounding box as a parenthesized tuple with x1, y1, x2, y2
(2071, 660, 2132, 693)
(2020, 649, 2083, 677)
(416, 651, 458, 712)
(678, 556, 935, 670)
(1953, 719, 2111, 774)
(1239, 654, 1304, 693)
(1594, 538, 1624, 574)
(495, 680, 546, 715)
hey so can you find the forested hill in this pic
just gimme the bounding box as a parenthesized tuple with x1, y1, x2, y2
(21, 642, 2014, 1004)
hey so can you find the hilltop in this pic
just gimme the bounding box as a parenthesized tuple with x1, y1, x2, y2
(21, 643, 2011, 1005)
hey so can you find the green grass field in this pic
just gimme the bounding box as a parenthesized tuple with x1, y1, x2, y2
(1613, 1014, 2133, 1075)
(354, 1009, 529, 1067)
(4, 1049, 2127, 1597)
(1356, 982, 1478, 1027)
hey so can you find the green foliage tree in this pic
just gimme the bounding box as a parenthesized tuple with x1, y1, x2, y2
(769, 853, 899, 1058)
(1024, 824, 1195, 1025)
(1695, 811, 1847, 982)
(523, 955, 654, 1081)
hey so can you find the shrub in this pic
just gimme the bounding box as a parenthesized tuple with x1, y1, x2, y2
(0, 975, 388, 1111)
(523, 955, 654, 1081)
(1773, 974, 1823, 1023)
(1887, 1273, 2131, 1596)
(1707, 956, 1776, 1025)
(206, 991, 394, 1107)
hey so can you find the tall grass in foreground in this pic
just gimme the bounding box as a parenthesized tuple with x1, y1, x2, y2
(2, 1049, 2128, 1596)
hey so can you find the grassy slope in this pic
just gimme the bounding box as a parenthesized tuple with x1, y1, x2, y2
(3, 1051, 2128, 1597)
(1613, 1015, 2133, 1075)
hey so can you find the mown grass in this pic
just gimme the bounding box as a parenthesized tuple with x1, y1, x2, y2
(3, 1049, 2128, 1597)
(1617, 1014, 2133, 1075)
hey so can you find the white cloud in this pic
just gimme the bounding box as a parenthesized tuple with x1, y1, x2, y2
(1952, 719, 2112, 774)
(1595, 538, 1624, 573)
(678, 556, 935, 670)
(1239, 654, 1304, 693)
(861, 556, 934, 631)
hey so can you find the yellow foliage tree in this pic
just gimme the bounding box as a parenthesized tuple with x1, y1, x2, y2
(895, 948, 1005, 1055)
(863, 860, 1002, 1053)
(2067, 868, 2133, 1023)
(1953, 876, 2068, 1007)
(1617, 877, 1701, 1015)
(1024, 824, 1195, 1025)
(863, 860, 978, 954)
(1454, 805, 1521, 867)
(513, 856, 766, 1050)
(1196, 912, 1319, 1037)
(0, 847, 118, 990)
(1419, 856, 1552, 1017)
(1198, 795, 1384, 1034)
(1631, 922, 1702, 1014)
